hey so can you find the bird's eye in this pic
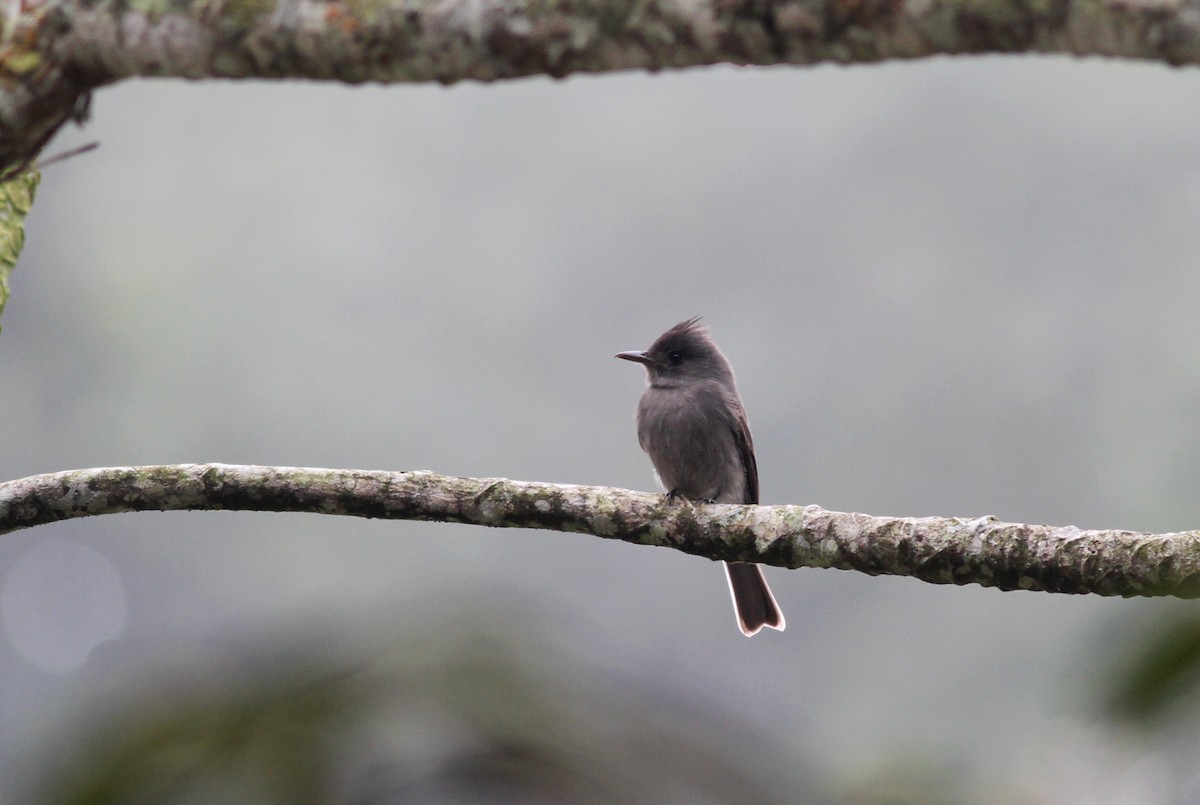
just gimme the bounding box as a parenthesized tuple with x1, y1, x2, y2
(667, 351, 683, 366)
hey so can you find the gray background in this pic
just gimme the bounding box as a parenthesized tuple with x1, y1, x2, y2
(3, 55, 1200, 800)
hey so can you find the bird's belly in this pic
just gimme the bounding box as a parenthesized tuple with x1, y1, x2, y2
(638, 404, 745, 503)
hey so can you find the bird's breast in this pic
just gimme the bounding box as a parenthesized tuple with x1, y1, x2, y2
(635, 386, 746, 503)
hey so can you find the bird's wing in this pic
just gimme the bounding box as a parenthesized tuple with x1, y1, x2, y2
(729, 398, 759, 505)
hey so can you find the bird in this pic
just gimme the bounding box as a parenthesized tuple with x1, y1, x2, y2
(616, 317, 785, 636)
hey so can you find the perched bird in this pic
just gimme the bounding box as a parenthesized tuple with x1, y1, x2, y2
(617, 318, 785, 636)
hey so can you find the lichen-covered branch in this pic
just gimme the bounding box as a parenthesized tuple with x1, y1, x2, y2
(2, 463, 1198, 597)
(1, 0, 1199, 177)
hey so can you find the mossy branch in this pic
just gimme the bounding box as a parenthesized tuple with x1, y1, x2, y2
(2, 0, 1200, 176)
(2, 463, 1198, 598)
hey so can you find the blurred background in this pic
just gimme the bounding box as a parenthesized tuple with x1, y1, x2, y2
(3, 54, 1200, 802)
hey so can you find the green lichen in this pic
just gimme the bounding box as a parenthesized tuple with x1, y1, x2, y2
(2, 49, 42, 74)
(220, 0, 276, 30)
(0, 170, 39, 335)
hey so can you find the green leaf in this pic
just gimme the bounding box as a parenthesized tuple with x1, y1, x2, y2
(1104, 611, 1200, 724)
(0, 169, 40, 335)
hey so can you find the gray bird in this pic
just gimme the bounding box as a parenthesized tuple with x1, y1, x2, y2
(617, 318, 785, 636)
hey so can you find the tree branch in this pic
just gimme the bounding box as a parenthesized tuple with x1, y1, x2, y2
(2, 463, 1198, 598)
(2, 0, 1198, 177)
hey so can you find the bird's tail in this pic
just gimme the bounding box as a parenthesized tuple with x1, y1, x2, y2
(724, 562, 785, 637)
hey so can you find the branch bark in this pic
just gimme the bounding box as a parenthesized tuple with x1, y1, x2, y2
(2, 463, 1198, 598)
(2, 0, 1199, 177)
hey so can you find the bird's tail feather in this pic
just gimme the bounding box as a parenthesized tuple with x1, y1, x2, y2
(724, 562, 785, 637)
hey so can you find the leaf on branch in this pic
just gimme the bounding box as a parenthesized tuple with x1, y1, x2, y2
(0, 169, 39, 334)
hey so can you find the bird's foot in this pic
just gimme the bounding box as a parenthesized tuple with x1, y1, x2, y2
(664, 490, 714, 510)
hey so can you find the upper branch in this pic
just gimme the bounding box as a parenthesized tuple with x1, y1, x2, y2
(2, 0, 1199, 176)
(2, 463, 1198, 597)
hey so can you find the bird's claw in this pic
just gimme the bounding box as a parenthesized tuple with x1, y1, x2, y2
(664, 490, 715, 509)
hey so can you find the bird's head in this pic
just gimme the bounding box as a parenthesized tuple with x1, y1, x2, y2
(615, 317, 733, 387)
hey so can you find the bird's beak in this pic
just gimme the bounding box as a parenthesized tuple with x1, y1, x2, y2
(615, 350, 652, 365)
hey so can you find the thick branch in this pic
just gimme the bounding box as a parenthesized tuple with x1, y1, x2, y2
(2, 0, 1199, 176)
(1, 463, 1198, 597)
